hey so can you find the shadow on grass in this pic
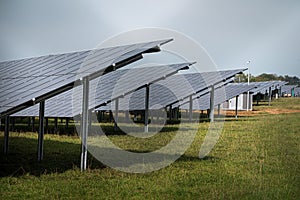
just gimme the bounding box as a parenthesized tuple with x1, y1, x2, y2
(224, 116, 259, 122)
(0, 134, 213, 177)
(93, 124, 181, 136)
(121, 149, 218, 161)
(0, 136, 106, 177)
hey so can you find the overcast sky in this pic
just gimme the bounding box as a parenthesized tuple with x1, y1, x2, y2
(0, 0, 299, 77)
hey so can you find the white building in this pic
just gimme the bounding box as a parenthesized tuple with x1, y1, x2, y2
(222, 93, 253, 111)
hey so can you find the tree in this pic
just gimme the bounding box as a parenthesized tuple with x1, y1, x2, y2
(233, 72, 299, 86)
(234, 73, 247, 82)
(251, 73, 278, 82)
(283, 75, 300, 85)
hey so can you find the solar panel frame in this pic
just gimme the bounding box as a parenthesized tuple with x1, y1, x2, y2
(12, 63, 193, 117)
(177, 77, 235, 105)
(97, 69, 246, 111)
(178, 83, 257, 110)
(243, 81, 286, 95)
(280, 85, 298, 95)
(294, 87, 300, 96)
(0, 39, 172, 118)
(227, 81, 286, 95)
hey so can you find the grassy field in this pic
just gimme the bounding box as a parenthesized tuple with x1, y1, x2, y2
(0, 98, 299, 199)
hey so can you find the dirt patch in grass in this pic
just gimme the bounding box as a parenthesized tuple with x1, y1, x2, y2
(225, 108, 300, 117)
(225, 110, 260, 117)
(261, 108, 300, 114)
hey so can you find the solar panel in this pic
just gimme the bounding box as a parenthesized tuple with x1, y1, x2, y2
(0, 39, 172, 117)
(175, 77, 235, 106)
(12, 63, 193, 117)
(280, 85, 298, 95)
(179, 83, 257, 110)
(243, 81, 286, 95)
(295, 87, 300, 96)
(97, 69, 246, 111)
(228, 81, 286, 95)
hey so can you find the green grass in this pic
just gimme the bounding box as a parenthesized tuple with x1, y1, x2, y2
(0, 98, 300, 199)
(255, 97, 300, 110)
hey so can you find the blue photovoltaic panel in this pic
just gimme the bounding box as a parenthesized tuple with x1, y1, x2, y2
(97, 69, 246, 111)
(294, 87, 300, 96)
(236, 81, 287, 95)
(179, 83, 257, 110)
(0, 39, 172, 117)
(228, 81, 286, 95)
(280, 85, 298, 95)
(174, 77, 235, 107)
(12, 63, 192, 117)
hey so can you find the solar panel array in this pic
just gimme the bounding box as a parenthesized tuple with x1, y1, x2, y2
(295, 87, 300, 96)
(2, 37, 292, 172)
(12, 63, 192, 117)
(295, 87, 300, 97)
(3, 37, 286, 121)
(0, 39, 172, 117)
(280, 85, 298, 95)
(171, 77, 235, 109)
(179, 83, 257, 110)
(97, 69, 246, 111)
(234, 81, 287, 95)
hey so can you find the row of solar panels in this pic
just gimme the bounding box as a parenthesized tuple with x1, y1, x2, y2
(241, 81, 287, 95)
(0, 39, 172, 118)
(97, 80, 286, 112)
(280, 85, 299, 96)
(8, 68, 248, 117)
(295, 87, 300, 96)
(0, 38, 288, 120)
(0, 38, 291, 172)
(10, 78, 285, 117)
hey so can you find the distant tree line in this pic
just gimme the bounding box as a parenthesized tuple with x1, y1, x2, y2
(234, 73, 300, 85)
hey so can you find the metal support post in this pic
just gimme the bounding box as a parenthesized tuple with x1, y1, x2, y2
(4, 115, 10, 154)
(144, 85, 149, 133)
(31, 117, 35, 132)
(97, 111, 102, 122)
(54, 117, 58, 134)
(246, 60, 250, 111)
(268, 87, 272, 106)
(66, 118, 69, 129)
(174, 107, 178, 119)
(109, 110, 113, 122)
(28, 117, 31, 128)
(81, 77, 89, 171)
(210, 85, 215, 122)
(235, 96, 239, 119)
(279, 86, 282, 97)
(38, 100, 45, 161)
(169, 105, 172, 121)
(246, 91, 250, 111)
(189, 95, 193, 122)
(114, 98, 119, 131)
